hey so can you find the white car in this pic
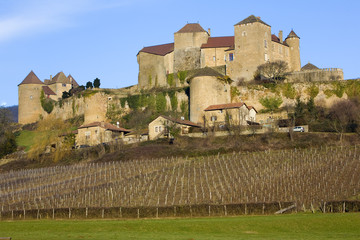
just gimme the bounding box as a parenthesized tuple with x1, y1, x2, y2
(293, 126, 305, 132)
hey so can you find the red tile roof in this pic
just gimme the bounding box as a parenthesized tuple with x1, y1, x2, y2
(271, 34, 289, 46)
(138, 43, 174, 56)
(204, 102, 247, 111)
(176, 23, 207, 33)
(42, 86, 56, 95)
(201, 36, 234, 49)
(160, 115, 201, 128)
(78, 121, 131, 133)
(18, 71, 44, 85)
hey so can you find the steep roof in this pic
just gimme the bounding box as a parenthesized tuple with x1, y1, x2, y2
(176, 23, 207, 33)
(201, 36, 234, 48)
(301, 63, 319, 71)
(42, 86, 56, 95)
(285, 30, 300, 39)
(68, 74, 79, 88)
(51, 72, 70, 84)
(235, 15, 270, 27)
(189, 67, 224, 79)
(138, 43, 174, 56)
(204, 102, 248, 111)
(160, 115, 201, 128)
(271, 34, 289, 46)
(18, 71, 43, 86)
(78, 121, 131, 133)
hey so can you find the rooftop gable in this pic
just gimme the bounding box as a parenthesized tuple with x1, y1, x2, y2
(201, 36, 234, 49)
(204, 102, 248, 111)
(18, 71, 44, 86)
(176, 23, 207, 33)
(51, 72, 70, 84)
(138, 43, 174, 56)
(235, 15, 270, 27)
(68, 74, 79, 88)
(301, 62, 319, 71)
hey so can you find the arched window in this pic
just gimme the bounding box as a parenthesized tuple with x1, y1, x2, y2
(242, 31, 247, 36)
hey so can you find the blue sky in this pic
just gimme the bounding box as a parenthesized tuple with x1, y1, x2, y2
(0, 0, 359, 106)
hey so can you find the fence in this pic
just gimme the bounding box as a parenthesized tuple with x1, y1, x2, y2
(0, 202, 295, 220)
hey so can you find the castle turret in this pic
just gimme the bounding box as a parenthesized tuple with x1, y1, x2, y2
(189, 68, 230, 124)
(174, 23, 209, 72)
(18, 71, 44, 124)
(285, 30, 301, 71)
(231, 15, 272, 81)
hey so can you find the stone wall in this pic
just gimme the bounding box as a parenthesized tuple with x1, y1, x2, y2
(287, 69, 344, 83)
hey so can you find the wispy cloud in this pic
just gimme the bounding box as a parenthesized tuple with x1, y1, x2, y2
(0, 0, 134, 43)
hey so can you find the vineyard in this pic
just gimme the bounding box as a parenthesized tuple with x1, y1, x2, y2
(1, 145, 360, 218)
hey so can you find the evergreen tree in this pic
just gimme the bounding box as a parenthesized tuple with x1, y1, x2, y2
(93, 78, 101, 88)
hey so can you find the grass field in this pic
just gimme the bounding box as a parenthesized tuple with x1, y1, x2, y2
(0, 213, 359, 240)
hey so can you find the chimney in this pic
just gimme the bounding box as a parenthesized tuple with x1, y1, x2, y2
(117, 121, 120, 128)
(257, 16, 261, 20)
(279, 30, 283, 43)
(208, 28, 211, 36)
(50, 75, 52, 81)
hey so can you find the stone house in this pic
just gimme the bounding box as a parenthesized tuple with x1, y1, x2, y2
(76, 121, 131, 146)
(204, 102, 257, 128)
(148, 115, 201, 140)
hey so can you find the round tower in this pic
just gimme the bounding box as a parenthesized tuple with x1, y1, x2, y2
(189, 68, 230, 124)
(285, 30, 301, 71)
(18, 71, 44, 124)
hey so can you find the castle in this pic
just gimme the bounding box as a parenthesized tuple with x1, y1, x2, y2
(137, 15, 302, 88)
(18, 71, 78, 124)
(18, 15, 344, 128)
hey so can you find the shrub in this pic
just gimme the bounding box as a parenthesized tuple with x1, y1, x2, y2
(167, 74, 174, 87)
(40, 90, 54, 114)
(259, 95, 283, 112)
(281, 83, 296, 99)
(306, 84, 319, 99)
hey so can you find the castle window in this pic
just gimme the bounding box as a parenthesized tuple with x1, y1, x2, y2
(213, 56, 216, 61)
(30, 95, 33, 99)
(155, 126, 158, 132)
(264, 53, 269, 61)
(242, 31, 247, 36)
(211, 116, 217, 121)
(229, 53, 234, 61)
(62, 83, 66, 87)
(264, 40, 267, 48)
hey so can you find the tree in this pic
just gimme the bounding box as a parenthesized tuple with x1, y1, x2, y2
(0, 107, 17, 158)
(256, 60, 288, 84)
(86, 81, 93, 89)
(93, 78, 101, 88)
(328, 99, 360, 142)
(259, 95, 283, 112)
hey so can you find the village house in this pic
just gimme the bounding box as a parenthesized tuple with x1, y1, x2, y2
(204, 102, 257, 128)
(148, 115, 201, 140)
(76, 121, 131, 147)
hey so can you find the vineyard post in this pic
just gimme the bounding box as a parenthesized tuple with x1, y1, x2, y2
(69, 208, 71, 219)
(174, 206, 176, 217)
(208, 205, 211, 217)
(52, 208, 55, 219)
(119, 207, 122, 218)
(11, 210, 13, 220)
(245, 204, 247, 215)
(343, 202, 346, 213)
(224, 205, 227, 216)
(137, 208, 140, 219)
(36, 209, 39, 219)
(102, 209, 104, 218)
(86, 207, 88, 218)
(156, 207, 158, 218)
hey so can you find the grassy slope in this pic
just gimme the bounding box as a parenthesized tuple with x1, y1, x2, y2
(0, 213, 359, 240)
(15, 130, 37, 151)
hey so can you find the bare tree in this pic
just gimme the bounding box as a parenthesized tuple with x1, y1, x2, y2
(256, 60, 288, 84)
(328, 99, 360, 143)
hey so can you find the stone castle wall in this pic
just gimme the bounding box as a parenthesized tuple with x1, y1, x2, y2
(287, 68, 344, 83)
